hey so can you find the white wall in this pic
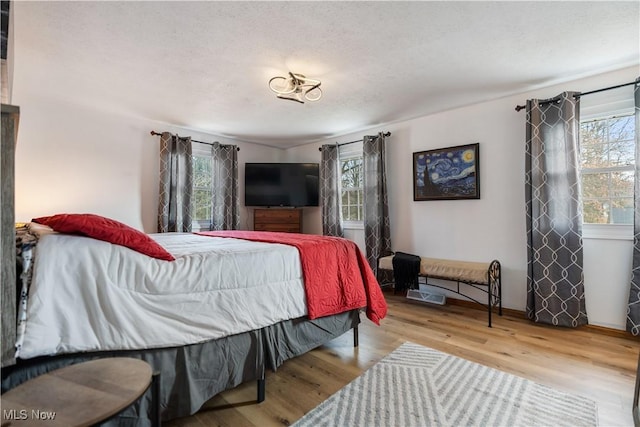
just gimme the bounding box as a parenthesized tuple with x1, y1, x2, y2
(12, 95, 282, 232)
(286, 66, 638, 330)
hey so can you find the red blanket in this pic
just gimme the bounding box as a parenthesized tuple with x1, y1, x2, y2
(197, 231, 387, 325)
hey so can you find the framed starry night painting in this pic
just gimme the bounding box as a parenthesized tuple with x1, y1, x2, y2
(413, 143, 480, 201)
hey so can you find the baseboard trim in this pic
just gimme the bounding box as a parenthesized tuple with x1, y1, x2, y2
(583, 323, 634, 339)
(444, 298, 634, 339)
(444, 297, 526, 319)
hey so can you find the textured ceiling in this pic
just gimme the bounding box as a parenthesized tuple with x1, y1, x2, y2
(13, 1, 640, 148)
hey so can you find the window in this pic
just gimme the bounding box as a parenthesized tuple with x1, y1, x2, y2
(191, 146, 213, 231)
(340, 155, 363, 225)
(338, 141, 365, 228)
(580, 114, 635, 225)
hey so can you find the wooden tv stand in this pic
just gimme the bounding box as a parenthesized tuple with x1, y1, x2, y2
(253, 208, 302, 233)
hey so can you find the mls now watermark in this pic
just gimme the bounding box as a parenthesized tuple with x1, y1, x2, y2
(3, 409, 57, 421)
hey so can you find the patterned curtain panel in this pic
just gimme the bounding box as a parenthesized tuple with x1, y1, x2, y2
(525, 92, 588, 327)
(210, 142, 239, 230)
(627, 78, 640, 336)
(320, 144, 343, 237)
(158, 132, 193, 233)
(363, 133, 393, 274)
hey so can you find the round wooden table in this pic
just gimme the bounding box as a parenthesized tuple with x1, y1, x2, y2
(1, 358, 157, 426)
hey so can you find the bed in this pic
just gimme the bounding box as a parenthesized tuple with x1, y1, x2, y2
(1, 215, 387, 426)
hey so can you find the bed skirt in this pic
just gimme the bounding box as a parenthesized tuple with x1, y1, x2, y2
(1, 310, 360, 426)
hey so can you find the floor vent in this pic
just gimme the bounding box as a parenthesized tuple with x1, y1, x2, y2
(406, 289, 446, 305)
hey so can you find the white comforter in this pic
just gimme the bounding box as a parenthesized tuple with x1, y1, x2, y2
(19, 232, 307, 359)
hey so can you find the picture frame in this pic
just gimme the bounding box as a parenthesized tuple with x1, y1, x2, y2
(413, 143, 480, 201)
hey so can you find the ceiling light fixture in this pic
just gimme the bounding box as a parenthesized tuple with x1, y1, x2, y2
(268, 72, 322, 104)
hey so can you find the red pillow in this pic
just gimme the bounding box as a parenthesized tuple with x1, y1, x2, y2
(32, 214, 175, 261)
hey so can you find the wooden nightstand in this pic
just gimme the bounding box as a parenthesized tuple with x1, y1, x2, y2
(254, 208, 302, 233)
(1, 358, 160, 426)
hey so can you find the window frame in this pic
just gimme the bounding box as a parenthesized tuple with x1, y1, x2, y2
(579, 95, 635, 240)
(339, 142, 364, 230)
(191, 143, 213, 232)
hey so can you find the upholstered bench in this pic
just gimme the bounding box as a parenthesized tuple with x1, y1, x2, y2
(378, 254, 502, 327)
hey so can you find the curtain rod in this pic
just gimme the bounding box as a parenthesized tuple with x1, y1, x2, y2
(150, 130, 240, 151)
(514, 79, 638, 112)
(317, 131, 391, 151)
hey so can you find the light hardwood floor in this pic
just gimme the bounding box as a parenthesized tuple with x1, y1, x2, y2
(167, 294, 639, 427)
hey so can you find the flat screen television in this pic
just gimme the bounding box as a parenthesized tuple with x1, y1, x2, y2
(245, 163, 319, 207)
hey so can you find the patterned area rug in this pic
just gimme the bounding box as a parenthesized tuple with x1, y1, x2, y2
(293, 342, 598, 427)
